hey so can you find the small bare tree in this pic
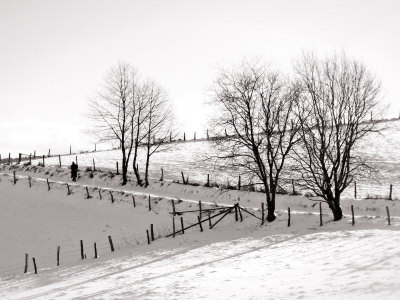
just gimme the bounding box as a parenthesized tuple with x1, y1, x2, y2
(142, 80, 174, 187)
(211, 60, 301, 222)
(293, 52, 382, 220)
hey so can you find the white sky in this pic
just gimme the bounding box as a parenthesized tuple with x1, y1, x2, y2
(1, 0, 399, 156)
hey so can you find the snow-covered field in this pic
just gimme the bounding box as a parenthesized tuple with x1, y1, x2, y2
(1, 165, 400, 299)
(29, 119, 400, 200)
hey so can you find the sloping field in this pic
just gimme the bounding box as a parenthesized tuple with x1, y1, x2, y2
(30, 119, 400, 199)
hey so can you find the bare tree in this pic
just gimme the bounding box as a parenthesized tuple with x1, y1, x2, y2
(142, 80, 174, 187)
(293, 52, 382, 220)
(211, 60, 301, 222)
(88, 62, 137, 185)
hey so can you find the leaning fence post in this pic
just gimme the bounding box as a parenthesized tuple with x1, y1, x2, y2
(386, 206, 391, 225)
(181, 172, 186, 184)
(261, 203, 265, 225)
(94, 243, 98, 258)
(98, 190, 102, 200)
(208, 214, 212, 228)
(389, 184, 393, 200)
(108, 236, 114, 252)
(32, 258, 37, 274)
(86, 186, 90, 199)
(46, 178, 50, 191)
(57, 246, 60, 266)
(319, 202, 323, 226)
(351, 205, 355, 226)
(24, 253, 28, 273)
(146, 230, 151, 244)
(132, 195, 136, 207)
(197, 216, 203, 232)
(234, 204, 238, 221)
(80, 240, 84, 259)
(288, 207, 291, 227)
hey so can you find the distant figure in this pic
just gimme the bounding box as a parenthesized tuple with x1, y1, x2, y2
(71, 162, 78, 182)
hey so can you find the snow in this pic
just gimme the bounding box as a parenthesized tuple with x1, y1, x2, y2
(26, 119, 400, 200)
(1, 164, 400, 299)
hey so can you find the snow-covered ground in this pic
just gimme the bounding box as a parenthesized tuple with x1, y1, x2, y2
(27, 119, 400, 200)
(1, 165, 400, 299)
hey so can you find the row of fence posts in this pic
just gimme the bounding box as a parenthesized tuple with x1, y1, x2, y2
(354, 181, 395, 200)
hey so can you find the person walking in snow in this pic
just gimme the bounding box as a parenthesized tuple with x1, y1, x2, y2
(71, 161, 78, 182)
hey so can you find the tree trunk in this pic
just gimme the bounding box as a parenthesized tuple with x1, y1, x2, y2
(132, 140, 143, 186)
(326, 195, 343, 221)
(265, 184, 276, 222)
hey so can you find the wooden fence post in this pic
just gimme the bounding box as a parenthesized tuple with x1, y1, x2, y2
(8, 153, 11, 165)
(13, 171, 16, 185)
(181, 172, 186, 184)
(180, 217, 184, 234)
(146, 230, 151, 244)
(28, 176, 31, 188)
(29, 154, 31, 164)
(18, 153, 21, 164)
(148, 195, 151, 211)
(86, 186, 90, 199)
(197, 216, 203, 232)
(58, 155, 61, 167)
(94, 243, 98, 258)
(116, 162, 119, 175)
(33, 150, 36, 159)
(57, 246, 60, 266)
(48, 149, 51, 157)
(70, 145, 72, 155)
(389, 184, 393, 200)
(234, 204, 238, 221)
(132, 195, 136, 207)
(291, 179, 295, 195)
(46, 178, 50, 191)
(206, 129, 209, 140)
(170, 132, 172, 142)
(208, 214, 212, 228)
(42, 155, 45, 167)
(319, 202, 323, 226)
(207, 174, 210, 186)
(225, 128, 228, 137)
(386, 206, 391, 226)
(67, 183, 70, 195)
(238, 175, 241, 190)
(32, 258, 37, 274)
(351, 205, 355, 226)
(98, 190, 102, 200)
(261, 203, 265, 225)
(194, 132, 196, 140)
(172, 217, 176, 238)
(75, 156, 77, 165)
(199, 201, 202, 220)
(150, 224, 155, 241)
(288, 207, 291, 227)
(354, 181, 357, 199)
(80, 240, 84, 259)
(184, 132, 186, 141)
(108, 236, 114, 252)
(160, 168, 164, 181)
(93, 158, 96, 171)
(24, 253, 28, 273)
(110, 191, 114, 203)
(172, 200, 176, 216)
(238, 206, 243, 222)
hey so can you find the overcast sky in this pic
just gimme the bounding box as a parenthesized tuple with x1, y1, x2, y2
(1, 0, 399, 156)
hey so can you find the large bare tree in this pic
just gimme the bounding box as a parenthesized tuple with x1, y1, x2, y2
(293, 52, 382, 220)
(142, 80, 174, 187)
(211, 60, 301, 222)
